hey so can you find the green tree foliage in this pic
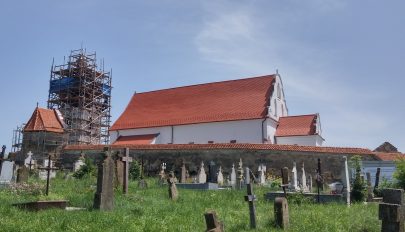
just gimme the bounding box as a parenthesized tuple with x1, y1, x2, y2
(350, 155, 366, 202)
(129, 160, 141, 180)
(393, 158, 405, 189)
(73, 158, 96, 179)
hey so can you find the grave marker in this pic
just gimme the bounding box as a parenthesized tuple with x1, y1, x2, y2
(291, 162, 299, 191)
(208, 161, 217, 183)
(217, 166, 224, 186)
(244, 181, 257, 229)
(301, 162, 308, 192)
(37, 154, 59, 195)
(16, 166, 29, 183)
(281, 167, 289, 197)
(366, 172, 373, 202)
(375, 167, 381, 192)
(204, 210, 224, 232)
(167, 171, 178, 200)
(274, 197, 289, 229)
(379, 188, 405, 232)
(93, 148, 115, 211)
(237, 158, 244, 189)
(198, 161, 207, 184)
(316, 158, 323, 203)
(230, 164, 236, 188)
(121, 148, 133, 194)
(343, 156, 351, 205)
(180, 161, 187, 183)
(159, 162, 166, 186)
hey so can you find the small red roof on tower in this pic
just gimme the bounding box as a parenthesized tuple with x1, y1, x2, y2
(110, 75, 276, 131)
(275, 114, 318, 137)
(24, 107, 64, 133)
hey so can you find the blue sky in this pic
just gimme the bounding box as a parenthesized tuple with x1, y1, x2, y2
(0, 0, 404, 152)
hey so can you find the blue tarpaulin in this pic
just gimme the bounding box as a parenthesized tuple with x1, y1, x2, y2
(49, 77, 77, 93)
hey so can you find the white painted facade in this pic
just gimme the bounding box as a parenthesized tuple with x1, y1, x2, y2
(110, 74, 323, 146)
(275, 135, 324, 146)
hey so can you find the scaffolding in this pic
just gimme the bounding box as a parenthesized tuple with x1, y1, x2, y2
(47, 48, 112, 145)
(11, 124, 25, 153)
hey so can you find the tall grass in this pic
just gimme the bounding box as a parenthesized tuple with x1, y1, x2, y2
(0, 175, 379, 231)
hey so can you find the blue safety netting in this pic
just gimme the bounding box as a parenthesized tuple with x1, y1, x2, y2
(49, 77, 77, 93)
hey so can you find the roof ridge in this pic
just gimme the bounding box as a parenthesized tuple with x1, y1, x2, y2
(279, 114, 317, 118)
(134, 74, 276, 95)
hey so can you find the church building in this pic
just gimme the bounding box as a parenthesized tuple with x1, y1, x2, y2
(110, 74, 324, 146)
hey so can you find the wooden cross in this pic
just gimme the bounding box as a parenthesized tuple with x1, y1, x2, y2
(37, 154, 59, 195)
(244, 181, 257, 229)
(121, 148, 133, 194)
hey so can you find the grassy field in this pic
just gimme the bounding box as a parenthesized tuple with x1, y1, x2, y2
(0, 175, 380, 232)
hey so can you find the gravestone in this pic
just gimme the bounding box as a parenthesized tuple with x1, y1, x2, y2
(309, 175, 313, 192)
(237, 159, 244, 189)
(244, 181, 257, 229)
(74, 154, 85, 172)
(159, 162, 166, 186)
(39, 159, 56, 180)
(37, 154, 59, 195)
(24, 151, 33, 168)
(217, 166, 224, 186)
(204, 210, 224, 232)
(93, 149, 115, 211)
(281, 167, 289, 197)
(180, 161, 187, 183)
(291, 162, 299, 191)
(167, 172, 178, 200)
(230, 164, 236, 188)
(343, 156, 351, 205)
(379, 188, 404, 232)
(208, 161, 217, 183)
(198, 162, 207, 184)
(274, 197, 289, 229)
(301, 162, 308, 192)
(258, 164, 266, 185)
(316, 158, 323, 203)
(115, 159, 124, 188)
(366, 172, 373, 202)
(16, 166, 29, 183)
(121, 148, 133, 194)
(0, 161, 14, 182)
(375, 167, 381, 192)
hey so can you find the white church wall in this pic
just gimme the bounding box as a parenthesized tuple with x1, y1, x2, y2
(111, 119, 266, 144)
(276, 135, 324, 146)
(173, 119, 264, 144)
(265, 119, 278, 144)
(268, 75, 288, 121)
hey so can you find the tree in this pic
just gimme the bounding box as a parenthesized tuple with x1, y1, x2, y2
(350, 155, 366, 202)
(393, 158, 405, 189)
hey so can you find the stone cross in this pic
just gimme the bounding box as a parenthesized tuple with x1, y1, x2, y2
(258, 164, 266, 185)
(217, 166, 224, 186)
(291, 162, 299, 191)
(180, 161, 187, 183)
(121, 148, 133, 194)
(230, 164, 236, 188)
(244, 182, 257, 229)
(167, 171, 178, 201)
(375, 167, 381, 192)
(198, 161, 207, 184)
(93, 148, 115, 211)
(274, 197, 289, 229)
(204, 210, 224, 232)
(366, 172, 373, 202)
(37, 154, 59, 195)
(281, 167, 289, 197)
(379, 188, 405, 232)
(343, 156, 351, 205)
(301, 162, 307, 192)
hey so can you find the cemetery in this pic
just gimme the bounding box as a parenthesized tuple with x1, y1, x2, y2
(1, 145, 403, 231)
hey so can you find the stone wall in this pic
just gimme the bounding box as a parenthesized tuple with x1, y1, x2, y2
(62, 148, 378, 182)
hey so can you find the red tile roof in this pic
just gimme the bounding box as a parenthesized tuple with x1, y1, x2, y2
(275, 114, 317, 137)
(110, 75, 276, 131)
(24, 107, 64, 133)
(373, 152, 405, 161)
(113, 134, 158, 145)
(64, 143, 373, 155)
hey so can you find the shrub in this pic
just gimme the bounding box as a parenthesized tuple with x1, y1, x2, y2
(350, 155, 366, 202)
(394, 158, 405, 190)
(73, 158, 96, 179)
(129, 160, 141, 180)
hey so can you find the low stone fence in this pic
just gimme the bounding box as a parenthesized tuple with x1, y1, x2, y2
(265, 191, 345, 203)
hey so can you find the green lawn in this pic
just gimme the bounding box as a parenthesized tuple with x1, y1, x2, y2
(0, 176, 380, 232)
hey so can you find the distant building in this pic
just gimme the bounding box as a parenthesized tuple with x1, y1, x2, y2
(110, 74, 324, 146)
(19, 107, 67, 162)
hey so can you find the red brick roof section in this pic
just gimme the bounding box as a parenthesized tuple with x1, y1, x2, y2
(275, 114, 317, 137)
(110, 75, 276, 131)
(373, 152, 405, 161)
(24, 107, 64, 133)
(64, 143, 373, 155)
(113, 134, 159, 145)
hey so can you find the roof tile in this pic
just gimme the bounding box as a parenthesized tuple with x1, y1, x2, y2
(275, 114, 317, 137)
(24, 107, 64, 133)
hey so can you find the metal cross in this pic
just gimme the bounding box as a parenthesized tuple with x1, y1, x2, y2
(121, 148, 133, 194)
(244, 182, 257, 229)
(37, 154, 59, 195)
